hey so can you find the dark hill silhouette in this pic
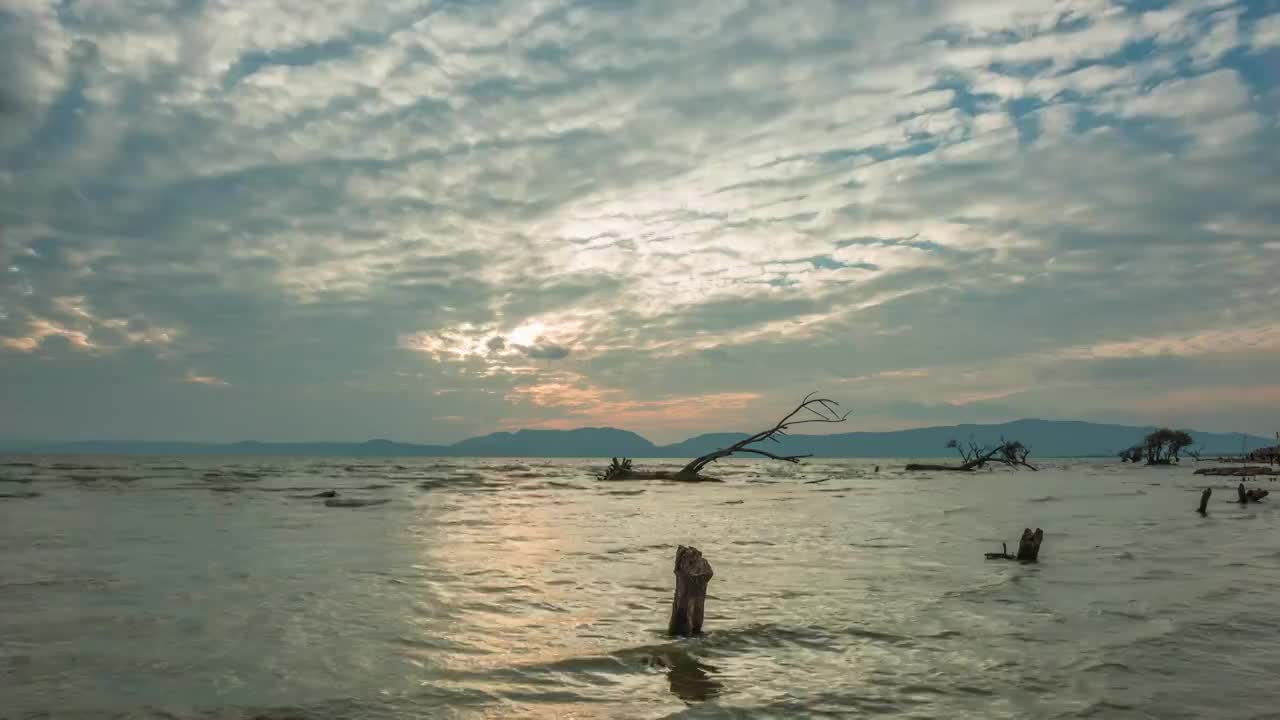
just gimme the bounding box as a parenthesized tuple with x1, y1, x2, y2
(450, 427, 655, 457)
(662, 419, 1259, 459)
(1, 419, 1271, 458)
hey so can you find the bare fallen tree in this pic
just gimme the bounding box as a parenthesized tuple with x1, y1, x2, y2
(905, 437, 1038, 472)
(596, 393, 849, 482)
(1247, 433, 1280, 465)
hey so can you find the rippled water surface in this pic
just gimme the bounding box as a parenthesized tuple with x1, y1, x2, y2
(3, 456, 1279, 719)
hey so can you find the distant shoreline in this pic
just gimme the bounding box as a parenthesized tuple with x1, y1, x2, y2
(4, 418, 1273, 460)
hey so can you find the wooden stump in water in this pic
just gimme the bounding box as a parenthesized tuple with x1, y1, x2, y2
(668, 545, 714, 637)
(1015, 528, 1044, 563)
(985, 530, 1045, 562)
(1197, 487, 1212, 515)
(1239, 484, 1270, 503)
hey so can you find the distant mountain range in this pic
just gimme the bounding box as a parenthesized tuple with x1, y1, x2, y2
(1, 419, 1274, 459)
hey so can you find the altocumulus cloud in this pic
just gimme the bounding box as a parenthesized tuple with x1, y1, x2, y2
(1, 0, 1278, 443)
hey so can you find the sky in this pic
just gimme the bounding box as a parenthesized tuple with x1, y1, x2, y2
(1, 0, 1279, 444)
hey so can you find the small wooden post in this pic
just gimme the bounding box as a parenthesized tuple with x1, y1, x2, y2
(668, 545, 714, 637)
(1015, 528, 1044, 563)
(984, 542, 1013, 560)
(1197, 487, 1211, 514)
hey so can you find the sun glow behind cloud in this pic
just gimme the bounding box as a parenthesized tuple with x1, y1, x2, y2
(1, 0, 1279, 442)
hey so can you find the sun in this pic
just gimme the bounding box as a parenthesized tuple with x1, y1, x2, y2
(507, 321, 545, 347)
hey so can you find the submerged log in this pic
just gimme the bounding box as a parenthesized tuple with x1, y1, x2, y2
(1194, 466, 1279, 477)
(599, 459, 725, 483)
(1197, 487, 1212, 515)
(668, 545, 714, 637)
(905, 463, 977, 472)
(324, 498, 390, 508)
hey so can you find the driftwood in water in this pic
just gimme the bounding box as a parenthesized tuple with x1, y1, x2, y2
(668, 545, 714, 637)
(906, 438, 1038, 472)
(985, 528, 1044, 562)
(1238, 483, 1269, 504)
(598, 393, 848, 482)
(324, 498, 390, 508)
(1195, 466, 1280, 477)
(984, 542, 1014, 560)
(1197, 488, 1212, 515)
(597, 458, 723, 483)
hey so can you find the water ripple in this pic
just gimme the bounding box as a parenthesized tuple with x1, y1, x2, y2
(3, 456, 1280, 718)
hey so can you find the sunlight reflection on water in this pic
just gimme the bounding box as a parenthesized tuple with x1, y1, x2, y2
(2, 456, 1279, 718)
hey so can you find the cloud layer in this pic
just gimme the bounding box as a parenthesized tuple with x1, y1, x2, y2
(2, 0, 1278, 442)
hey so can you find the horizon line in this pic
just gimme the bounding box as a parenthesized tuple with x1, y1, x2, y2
(4, 417, 1274, 448)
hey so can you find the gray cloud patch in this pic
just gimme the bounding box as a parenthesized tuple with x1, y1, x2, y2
(518, 341, 572, 360)
(1, 1, 1279, 442)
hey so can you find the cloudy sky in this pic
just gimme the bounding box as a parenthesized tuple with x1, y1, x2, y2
(2, 0, 1278, 444)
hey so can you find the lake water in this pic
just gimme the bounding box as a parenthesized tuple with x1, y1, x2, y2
(3, 456, 1279, 719)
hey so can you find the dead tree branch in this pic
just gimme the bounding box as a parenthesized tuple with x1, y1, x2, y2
(674, 393, 848, 480)
(596, 392, 849, 482)
(906, 436, 1038, 472)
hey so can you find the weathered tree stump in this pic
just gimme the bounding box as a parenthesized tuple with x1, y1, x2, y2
(1197, 487, 1211, 515)
(1016, 528, 1044, 562)
(1239, 483, 1270, 503)
(668, 545, 714, 637)
(984, 529, 1044, 562)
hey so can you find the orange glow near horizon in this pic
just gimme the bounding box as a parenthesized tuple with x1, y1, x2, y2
(502, 379, 762, 435)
